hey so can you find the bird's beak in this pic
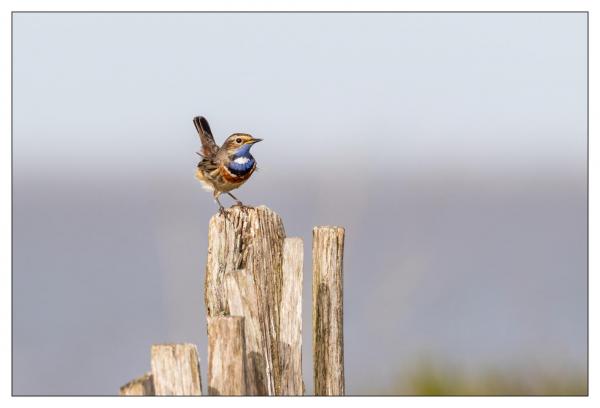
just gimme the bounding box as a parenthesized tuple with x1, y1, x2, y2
(250, 138, 263, 144)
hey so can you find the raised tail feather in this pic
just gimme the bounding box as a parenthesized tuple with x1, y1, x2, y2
(193, 116, 219, 157)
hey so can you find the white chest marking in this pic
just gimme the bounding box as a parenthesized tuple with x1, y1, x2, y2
(233, 156, 250, 165)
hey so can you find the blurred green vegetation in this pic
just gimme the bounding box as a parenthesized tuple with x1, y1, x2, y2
(374, 359, 587, 396)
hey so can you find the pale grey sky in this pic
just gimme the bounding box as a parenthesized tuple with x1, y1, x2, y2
(13, 12, 586, 178)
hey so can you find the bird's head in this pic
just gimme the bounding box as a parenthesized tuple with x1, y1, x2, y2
(222, 133, 263, 157)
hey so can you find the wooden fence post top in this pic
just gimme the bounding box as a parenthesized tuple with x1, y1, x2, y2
(151, 342, 197, 349)
(208, 205, 284, 224)
(313, 226, 345, 232)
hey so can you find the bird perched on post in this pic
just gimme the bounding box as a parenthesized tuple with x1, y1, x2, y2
(193, 116, 262, 212)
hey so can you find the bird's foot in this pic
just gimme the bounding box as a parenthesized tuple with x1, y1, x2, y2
(218, 205, 226, 215)
(232, 201, 244, 208)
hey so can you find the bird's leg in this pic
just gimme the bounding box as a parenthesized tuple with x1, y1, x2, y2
(214, 193, 226, 214)
(227, 192, 244, 207)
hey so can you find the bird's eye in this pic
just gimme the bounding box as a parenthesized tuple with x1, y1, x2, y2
(236, 138, 242, 143)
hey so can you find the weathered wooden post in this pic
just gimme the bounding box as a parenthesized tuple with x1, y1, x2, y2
(312, 226, 345, 396)
(207, 316, 248, 395)
(204, 206, 304, 395)
(150, 344, 203, 395)
(225, 269, 272, 395)
(279, 237, 304, 395)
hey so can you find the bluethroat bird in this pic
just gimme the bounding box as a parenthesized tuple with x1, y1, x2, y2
(193, 116, 262, 212)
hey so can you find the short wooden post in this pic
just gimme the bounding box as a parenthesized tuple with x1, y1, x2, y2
(119, 372, 155, 396)
(207, 316, 247, 395)
(205, 206, 286, 395)
(225, 270, 271, 395)
(151, 343, 203, 395)
(312, 226, 345, 396)
(279, 237, 304, 395)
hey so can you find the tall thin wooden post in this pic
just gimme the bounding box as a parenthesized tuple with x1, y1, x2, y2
(207, 316, 247, 395)
(151, 344, 203, 395)
(312, 226, 345, 396)
(279, 237, 304, 395)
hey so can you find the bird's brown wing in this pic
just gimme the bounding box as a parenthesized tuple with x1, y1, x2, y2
(193, 116, 219, 157)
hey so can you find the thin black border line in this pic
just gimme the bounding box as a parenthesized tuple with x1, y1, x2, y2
(10, 10, 590, 397)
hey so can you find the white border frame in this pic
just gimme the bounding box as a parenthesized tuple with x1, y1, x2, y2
(1, 2, 595, 407)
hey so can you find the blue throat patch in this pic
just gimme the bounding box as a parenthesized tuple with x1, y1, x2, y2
(228, 144, 255, 175)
